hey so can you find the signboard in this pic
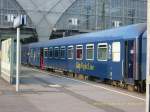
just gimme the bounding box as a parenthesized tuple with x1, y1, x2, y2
(1, 38, 15, 84)
(13, 15, 27, 28)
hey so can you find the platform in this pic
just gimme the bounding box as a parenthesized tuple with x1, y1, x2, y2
(0, 66, 146, 112)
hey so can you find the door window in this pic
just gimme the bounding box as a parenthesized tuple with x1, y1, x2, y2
(112, 42, 120, 62)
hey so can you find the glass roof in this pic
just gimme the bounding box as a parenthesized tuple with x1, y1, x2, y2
(16, 0, 76, 41)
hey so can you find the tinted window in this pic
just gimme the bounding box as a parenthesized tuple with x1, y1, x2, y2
(97, 43, 108, 61)
(54, 47, 59, 58)
(60, 46, 65, 59)
(49, 47, 53, 58)
(68, 46, 73, 59)
(44, 48, 48, 58)
(86, 44, 94, 60)
(30, 49, 34, 57)
(76, 45, 83, 60)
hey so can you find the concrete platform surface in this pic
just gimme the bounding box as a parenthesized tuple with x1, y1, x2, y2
(0, 66, 146, 112)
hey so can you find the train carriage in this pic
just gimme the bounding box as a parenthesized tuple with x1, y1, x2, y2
(21, 44, 30, 65)
(22, 23, 147, 91)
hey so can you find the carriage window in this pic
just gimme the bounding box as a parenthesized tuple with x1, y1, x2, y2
(86, 44, 94, 60)
(54, 47, 59, 58)
(68, 46, 73, 59)
(31, 48, 36, 59)
(60, 46, 65, 59)
(49, 47, 53, 58)
(76, 45, 83, 60)
(21, 50, 24, 57)
(30, 49, 34, 57)
(97, 43, 108, 61)
(30, 49, 32, 57)
(44, 48, 48, 58)
(37, 49, 40, 58)
(33, 49, 36, 60)
(112, 42, 120, 62)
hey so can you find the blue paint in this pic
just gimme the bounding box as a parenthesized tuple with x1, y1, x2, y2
(22, 23, 147, 84)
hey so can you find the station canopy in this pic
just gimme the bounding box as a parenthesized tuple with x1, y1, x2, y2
(16, 0, 76, 41)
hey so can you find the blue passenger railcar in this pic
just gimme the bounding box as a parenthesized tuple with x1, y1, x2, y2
(28, 43, 41, 67)
(22, 23, 146, 89)
(21, 44, 30, 65)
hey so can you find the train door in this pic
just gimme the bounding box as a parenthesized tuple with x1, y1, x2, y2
(40, 48, 44, 69)
(124, 40, 136, 83)
(111, 42, 122, 80)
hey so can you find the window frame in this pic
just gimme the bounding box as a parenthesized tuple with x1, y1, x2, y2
(44, 48, 48, 59)
(49, 47, 53, 58)
(60, 46, 66, 59)
(67, 45, 74, 59)
(97, 43, 108, 61)
(86, 44, 94, 61)
(33, 49, 36, 60)
(37, 48, 40, 58)
(30, 48, 34, 58)
(76, 45, 83, 60)
(54, 47, 59, 59)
